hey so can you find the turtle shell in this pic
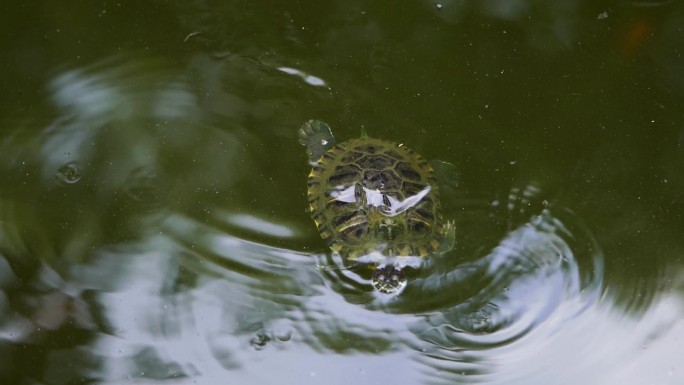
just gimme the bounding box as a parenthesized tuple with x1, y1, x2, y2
(306, 136, 449, 260)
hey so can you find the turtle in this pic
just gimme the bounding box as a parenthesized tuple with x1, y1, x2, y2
(299, 120, 455, 294)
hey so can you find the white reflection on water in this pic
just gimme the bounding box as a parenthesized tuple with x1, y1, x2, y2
(482, 288, 684, 385)
(73, 207, 682, 385)
(225, 213, 297, 238)
(277, 67, 328, 87)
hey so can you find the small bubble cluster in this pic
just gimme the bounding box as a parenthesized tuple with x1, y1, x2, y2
(55, 161, 83, 185)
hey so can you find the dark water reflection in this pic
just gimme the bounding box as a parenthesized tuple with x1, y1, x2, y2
(1, 1, 683, 384)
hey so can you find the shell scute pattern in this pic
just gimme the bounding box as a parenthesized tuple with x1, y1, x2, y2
(328, 164, 362, 186)
(357, 154, 396, 170)
(307, 136, 445, 257)
(340, 151, 364, 164)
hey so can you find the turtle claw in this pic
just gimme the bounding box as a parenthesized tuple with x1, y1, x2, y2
(439, 220, 456, 253)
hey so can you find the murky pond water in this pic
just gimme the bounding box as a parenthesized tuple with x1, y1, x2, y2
(1, 1, 683, 384)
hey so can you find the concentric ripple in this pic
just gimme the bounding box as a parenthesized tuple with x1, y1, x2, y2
(315, 206, 603, 380)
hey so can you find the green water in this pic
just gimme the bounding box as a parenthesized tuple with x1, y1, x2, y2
(1, 1, 682, 384)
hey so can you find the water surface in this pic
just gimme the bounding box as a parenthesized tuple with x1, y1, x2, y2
(0, 1, 682, 384)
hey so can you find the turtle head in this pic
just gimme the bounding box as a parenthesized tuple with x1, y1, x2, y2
(371, 264, 407, 294)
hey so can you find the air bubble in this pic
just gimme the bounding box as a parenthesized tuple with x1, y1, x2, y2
(250, 330, 273, 350)
(55, 162, 82, 185)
